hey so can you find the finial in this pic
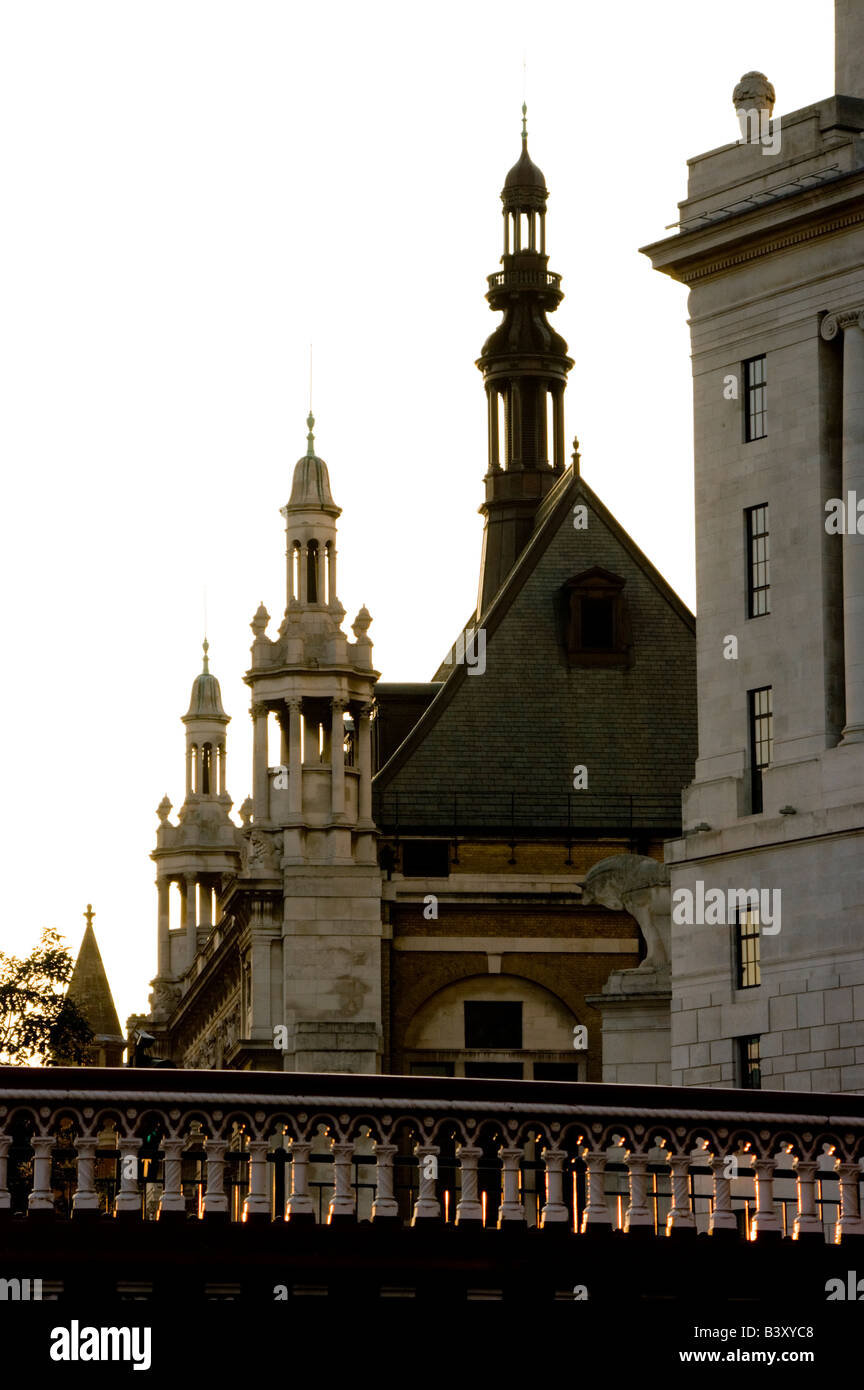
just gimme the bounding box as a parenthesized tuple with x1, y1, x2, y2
(521, 102, 528, 148)
(306, 411, 316, 458)
(572, 437, 581, 471)
(202, 637, 210, 673)
(83, 903, 95, 930)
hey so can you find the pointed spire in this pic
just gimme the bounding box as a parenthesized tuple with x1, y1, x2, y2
(202, 637, 210, 673)
(521, 101, 528, 149)
(306, 411, 316, 459)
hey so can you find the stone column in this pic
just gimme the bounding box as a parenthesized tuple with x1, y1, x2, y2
(357, 703, 373, 826)
(623, 1152, 654, 1234)
(455, 1145, 483, 1224)
(328, 1142, 356, 1223)
(497, 1147, 525, 1225)
(286, 1142, 315, 1221)
(330, 698, 345, 820)
(834, 1159, 864, 1241)
(184, 875, 197, 968)
(665, 1154, 697, 1236)
(750, 1156, 782, 1238)
(288, 699, 302, 818)
(28, 1136, 55, 1214)
(243, 1140, 271, 1221)
(0, 1134, 11, 1212)
(411, 1144, 441, 1222)
(540, 1147, 570, 1226)
(488, 387, 500, 470)
(708, 1155, 739, 1235)
(203, 1139, 228, 1218)
(251, 702, 269, 820)
(371, 1143, 399, 1221)
(581, 1149, 612, 1232)
(114, 1137, 142, 1217)
(157, 878, 171, 977)
(792, 1159, 824, 1240)
(822, 308, 864, 742)
(72, 1137, 99, 1217)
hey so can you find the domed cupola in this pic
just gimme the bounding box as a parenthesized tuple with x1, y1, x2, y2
(502, 105, 548, 212)
(184, 640, 228, 721)
(285, 413, 341, 517)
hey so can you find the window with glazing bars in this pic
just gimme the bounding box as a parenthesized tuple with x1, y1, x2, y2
(748, 686, 773, 813)
(739, 1035, 761, 1089)
(744, 355, 766, 440)
(746, 504, 770, 617)
(735, 906, 761, 988)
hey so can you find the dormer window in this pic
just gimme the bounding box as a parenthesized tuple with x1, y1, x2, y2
(560, 568, 632, 667)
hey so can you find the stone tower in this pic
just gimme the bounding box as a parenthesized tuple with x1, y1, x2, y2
(476, 105, 573, 616)
(149, 644, 240, 1021)
(642, 0, 864, 1091)
(64, 906, 125, 1066)
(243, 416, 383, 1072)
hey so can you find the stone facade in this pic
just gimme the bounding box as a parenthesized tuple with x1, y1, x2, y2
(642, 6, 864, 1090)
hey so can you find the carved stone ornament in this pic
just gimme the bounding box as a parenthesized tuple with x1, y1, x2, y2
(581, 853, 671, 972)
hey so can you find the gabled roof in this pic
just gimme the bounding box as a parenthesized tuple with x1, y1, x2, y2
(376, 463, 694, 787)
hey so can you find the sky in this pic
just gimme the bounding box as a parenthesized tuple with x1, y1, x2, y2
(0, 0, 833, 1033)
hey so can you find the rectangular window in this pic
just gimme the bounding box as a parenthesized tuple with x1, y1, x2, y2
(464, 1001, 522, 1050)
(748, 686, 773, 813)
(738, 1035, 761, 1089)
(744, 355, 767, 441)
(532, 1062, 582, 1081)
(580, 596, 616, 649)
(746, 504, 770, 617)
(409, 1062, 455, 1077)
(735, 905, 761, 988)
(400, 840, 450, 877)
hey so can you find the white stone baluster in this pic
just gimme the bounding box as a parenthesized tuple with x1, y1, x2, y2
(455, 1145, 483, 1224)
(792, 1159, 824, 1240)
(158, 1138, 187, 1217)
(371, 1143, 399, 1221)
(28, 1135, 55, 1214)
(834, 1160, 864, 1241)
(581, 1149, 612, 1232)
(708, 1156, 739, 1235)
(114, 1137, 143, 1217)
(497, 1147, 525, 1225)
(286, 1141, 316, 1221)
(750, 1156, 782, 1238)
(623, 1152, 654, 1234)
(243, 1139, 272, 1221)
(665, 1154, 697, 1235)
(540, 1147, 569, 1226)
(328, 1142, 356, 1223)
(72, 1137, 99, 1217)
(0, 1134, 10, 1212)
(412, 1144, 441, 1222)
(203, 1139, 228, 1218)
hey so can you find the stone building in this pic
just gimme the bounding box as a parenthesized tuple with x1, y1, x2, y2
(642, 0, 864, 1091)
(131, 115, 697, 1079)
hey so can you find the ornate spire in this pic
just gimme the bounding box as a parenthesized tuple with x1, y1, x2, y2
(306, 412, 316, 459)
(521, 100, 528, 147)
(202, 638, 210, 674)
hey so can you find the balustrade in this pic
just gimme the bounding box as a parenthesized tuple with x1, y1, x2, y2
(0, 1069, 861, 1244)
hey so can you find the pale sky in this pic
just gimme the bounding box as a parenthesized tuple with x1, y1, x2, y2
(0, 0, 833, 1034)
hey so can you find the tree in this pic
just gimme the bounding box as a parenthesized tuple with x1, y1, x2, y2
(0, 928, 93, 1065)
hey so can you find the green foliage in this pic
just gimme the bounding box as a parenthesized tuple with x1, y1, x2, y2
(0, 928, 94, 1065)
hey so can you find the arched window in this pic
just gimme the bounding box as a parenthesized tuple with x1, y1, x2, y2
(324, 541, 333, 604)
(291, 542, 301, 601)
(191, 743, 199, 794)
(307, 540, 319, 604)
(202, 743, 212, 795)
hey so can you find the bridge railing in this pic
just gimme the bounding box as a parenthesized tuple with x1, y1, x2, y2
(1, 1067, 862, 1242)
